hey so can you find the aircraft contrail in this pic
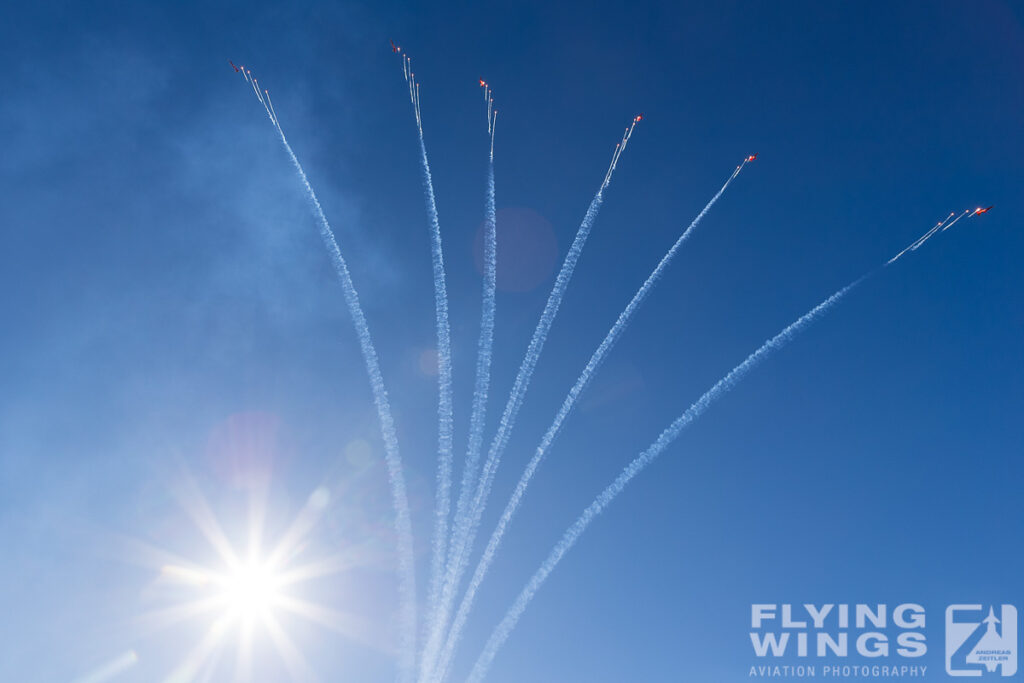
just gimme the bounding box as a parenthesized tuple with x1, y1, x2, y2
(240, 72, 419, 682)
(234, 59, 987, 683)
(423, 92, 499, 683)
(451, 83, 499, 533)
(464, 209, 984, 681)
(910, 212, 954, 250)
(429, 159, 751, 683)
(418, 136, 457, 646)
(280, 129, 419, 682)
(923, 209, 968, 241)
(264, 89, 279, 126)
(490, 111, 497, 159)
(464, 275, 866, 683)
(449, 147, 499, 622)
(425, 120, 642, 681)
(888, 209, 969, 264)
(399, 57, 457, 647)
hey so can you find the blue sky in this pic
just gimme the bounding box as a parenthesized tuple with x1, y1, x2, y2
(1, 1, 1022, 681)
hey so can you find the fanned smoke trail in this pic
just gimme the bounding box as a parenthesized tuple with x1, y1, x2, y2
(418, 131, 457, 644)
(243, 80, 419, 681)
(399, 54, 457, 646)
(463, 213, 974, 680)
(449, 158, 498, 611)
(450, 81, 500, 566)
(232, 58, 987, 683)
(422, 89, 499, 683)
(431, 160, 749, 683)
(465, 276, 866, 683)
(426, 121, 641, 683)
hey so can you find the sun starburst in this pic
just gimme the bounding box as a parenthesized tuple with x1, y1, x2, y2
(135, 477, 383, 682)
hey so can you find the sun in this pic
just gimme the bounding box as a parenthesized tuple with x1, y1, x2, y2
(214, 558, 285, 622)
(158, 554, 289, 627)
(141, 481, 372, 681)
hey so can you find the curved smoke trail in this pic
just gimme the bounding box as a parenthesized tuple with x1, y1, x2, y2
(415, 130, 457, 642)
(421, 95, 498, 682)
(425, 162, 496, 683)
(428, 189, 606, 678)
(432, 161, 748, 682)
(450, 161, 498, 595)
(451, 87, 500, 574)
(397, 56, 457, 646)
(465, 276, 867, 683)
(429, 126, 641, 676)
(449, 83, 500, 557)
(266, 116, 419, 680)
(426, 129, 637, 682)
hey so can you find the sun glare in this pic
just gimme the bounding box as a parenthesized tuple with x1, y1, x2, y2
(217, 559, 284, 621)
(144, 483, 369, 680)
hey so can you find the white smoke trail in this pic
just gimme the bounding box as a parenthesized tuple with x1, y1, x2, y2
(916, 211, 956, 243)
(416, 83, 422, 130)
(250, 90, 418, 682)
(426, 124, 499, 683)
(888, 210, 966, 264)
(602, 144, 620, 187)
(431, 161, 749, 683)
(264, 90, 279, 126)
(425, 126, 639, 682)
(425, 193, 608, 678)
(934, 211, 956, 232)
(425, 90, 492, 683)
(909, 222, 945, 250)
(450, 161, 498, 598)
(404, 79, 457, 651)
(940, 209, 971, 232)
(490, 111, 497, 160)
(465, 276, 867, 683)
